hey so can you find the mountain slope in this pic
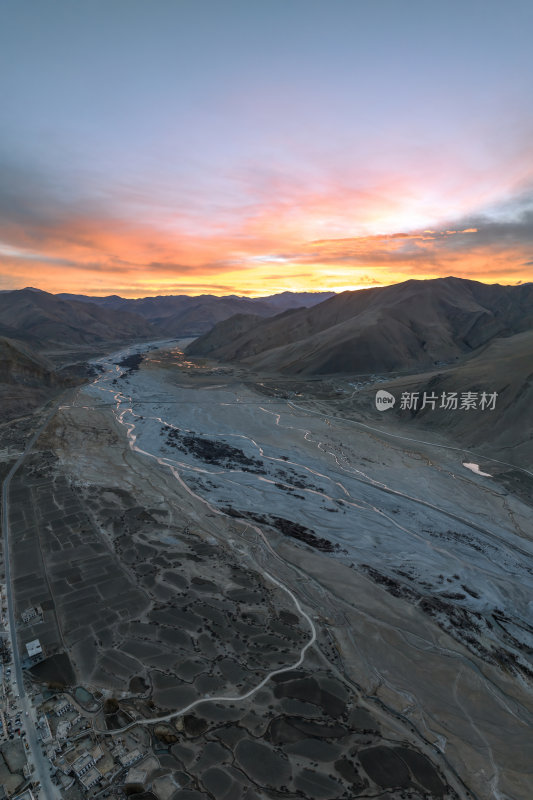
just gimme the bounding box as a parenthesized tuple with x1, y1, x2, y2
(186, 278, 533, 374)
(57, 291, 335, 335)
(0, 336, 69, 419)
(0, 336, 57, 386)
(348, 328, 533, 471)
(0, 288, 155, 347)
(252, 290, 335, 312)
(154, 297, 275, 335)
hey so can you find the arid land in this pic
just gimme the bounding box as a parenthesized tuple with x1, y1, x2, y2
(1, 341, 532, 800)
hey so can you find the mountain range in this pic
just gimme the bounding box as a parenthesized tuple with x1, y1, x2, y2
(1, 278, 531, 462)
(186, 277, 533, 374)
(185, 277, 533, 466)
(56, 289, 335, 336)
(0, 287, 333, 418)
(366, 327, 533, 468)
(0, 288, 154, 347)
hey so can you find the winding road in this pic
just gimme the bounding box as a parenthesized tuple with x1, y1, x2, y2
(86, 349, 321, 736)
(96, 568, 317, 735)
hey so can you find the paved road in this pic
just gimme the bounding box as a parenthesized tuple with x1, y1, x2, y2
(1, 401, 65, 799)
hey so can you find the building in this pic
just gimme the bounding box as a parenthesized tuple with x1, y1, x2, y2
(56, 719, 71, 739)
(21, 606, 42, 624)
(72, 751, 96, 777)
(90, 743, 104, 764)
(13, 791, 35, 800)
(79, 766, 101, 790)
(0, 640, 10, 663)
(58, 774, 75, 791)
(54, 698, 71, 716)
(37, 714, 53, 743)
(25, 639, 43, 660)
(125, 766, 147, 789)
(46, 743, 60, 760)
(119, 748, 143, 767)
(53, 754, 71, 775)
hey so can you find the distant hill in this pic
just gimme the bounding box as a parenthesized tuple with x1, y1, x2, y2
(0, 288, 157, 418)
(0, 288, 155, 347)
(186, 278, 533, 374)
(56, 291, 335, 336)
(137, 295, 275, 335)
(251, 291, 335, 313)
(0, 288, 336, 397)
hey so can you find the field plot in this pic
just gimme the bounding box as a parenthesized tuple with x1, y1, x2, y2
(9, 451, 312, 702)
(9, 457, 149, 687)
(76, 483, 311, 704)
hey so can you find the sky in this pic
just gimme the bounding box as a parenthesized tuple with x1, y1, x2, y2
(1, 0, 532, 297)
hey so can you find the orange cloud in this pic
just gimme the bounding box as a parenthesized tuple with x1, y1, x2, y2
(1, 168, 532, 296)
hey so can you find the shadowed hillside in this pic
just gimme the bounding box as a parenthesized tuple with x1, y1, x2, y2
(0, 336, 72, 418)
(57, 291, 335, 336)
(342, 328, 533, 470)
(186, 277, 533, 374)
(0, 288, 155, 347)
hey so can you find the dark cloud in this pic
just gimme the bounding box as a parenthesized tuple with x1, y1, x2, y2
(300, 193, 533, 277)
(0, 157, 102, 239)
(440, 195, 533, 248)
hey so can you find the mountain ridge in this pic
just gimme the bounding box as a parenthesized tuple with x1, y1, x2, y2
(0, 288, 155, 347)
(186, 277, 533, 375)
(55, 290, 335, 335)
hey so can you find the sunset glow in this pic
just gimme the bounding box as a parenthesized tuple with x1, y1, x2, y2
(1, 1, 532, 297)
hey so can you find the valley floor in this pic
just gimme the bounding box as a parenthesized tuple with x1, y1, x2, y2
(2, 340, 532, 799)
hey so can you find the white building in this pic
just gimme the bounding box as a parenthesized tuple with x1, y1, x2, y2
(72, 751, 96, 777)
(125, 766, 147, 788)
(119, 748, 143, 767)
(25, 639, 43, 659)
(91, 743, 104, 763)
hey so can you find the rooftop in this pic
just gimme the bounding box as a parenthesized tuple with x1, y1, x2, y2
(125, 765, 147, 785)
(25, 639, 42, 657)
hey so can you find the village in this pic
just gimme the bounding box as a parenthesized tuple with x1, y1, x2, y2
(0, 597, 155, 799)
